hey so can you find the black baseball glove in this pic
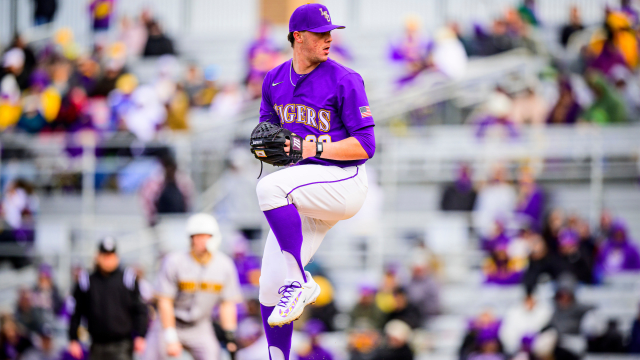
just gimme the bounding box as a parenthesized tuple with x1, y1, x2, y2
(250, 122, 303, 168)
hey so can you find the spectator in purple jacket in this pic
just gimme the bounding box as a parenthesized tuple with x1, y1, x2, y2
(547, 78, 582, 124)
(483, 241, 525, 285)
(596, 220, 640, 276)
(295, 319, 334, 360)
(515, 167, 544, 231)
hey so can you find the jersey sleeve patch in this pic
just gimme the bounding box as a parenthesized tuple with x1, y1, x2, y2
(359, 106, 372, 118)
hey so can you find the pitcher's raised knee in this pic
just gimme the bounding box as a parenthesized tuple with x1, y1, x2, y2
(256, 174, 289, 211)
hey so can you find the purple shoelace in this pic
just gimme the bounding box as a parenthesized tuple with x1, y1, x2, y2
(277, 281, 302, 307)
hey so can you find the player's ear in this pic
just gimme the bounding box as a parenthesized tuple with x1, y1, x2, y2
(294, 31, 304, 44)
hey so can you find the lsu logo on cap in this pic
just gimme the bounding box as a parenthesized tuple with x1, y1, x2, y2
(255, 150, 267, 157)
(319, 8, 330, 22)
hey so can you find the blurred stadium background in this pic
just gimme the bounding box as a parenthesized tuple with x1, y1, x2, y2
(1, 0, 640, 359)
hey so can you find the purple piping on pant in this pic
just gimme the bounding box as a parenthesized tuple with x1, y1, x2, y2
(285, 166, 359, 205)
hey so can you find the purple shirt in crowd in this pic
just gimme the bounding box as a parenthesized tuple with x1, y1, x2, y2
(259, 58, 376, 168)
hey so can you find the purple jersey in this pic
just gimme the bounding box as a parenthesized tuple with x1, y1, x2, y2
(259, 58, 375, 168)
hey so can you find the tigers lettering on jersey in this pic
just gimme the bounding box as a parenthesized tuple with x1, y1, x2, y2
(274, 103, 331, 132)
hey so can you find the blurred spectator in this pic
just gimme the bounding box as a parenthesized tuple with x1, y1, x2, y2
(595, 220, 640, 276)
(308, 276, 339, 332)
(15, 288, 43, 334)
(107, 73, 138, 131)
(373, 320, 414, 360)
(143, 21, 176, 57)
(348, 322, 380, 360)
(481, 220, 511, 253)
(467, 333, 505, 360)
(68, 238, 148, 360)
(209, 83, 243, 120)
(560, 6, 584, 48)
(620, 0, 639, 25)
(475, 90, 518, 140)
(517, 0, 539, 26)
(483, 241, 525, 285)
(581, 71, 627, 123)
(8, 35, 37, 76)
(440, 164, 477, 212)
(557, 229, 594, 284)
(547, 78, 582, 124)
(231, 238, 261, 293)
(376, 266, 400, 314)
(295, 320, 334, 360)
(0, 315, 32, 360)
(17, 69, 62, 133)
(0, 72, 22, 130)
(90, 59, 125, 98)
(499, 294, 552, 355)
(542, 209, 564, 254)
(140, 155, 193, 225)
(628, 303, 640, 353)
(405, 254, 440, 323)
(510, 86, 548, 126)
(594, 210, 614, 244)
(515, 167, 544, 231)
(588, 319, 625, 353)
(459, 309, 502, 360)
(2, 179, 38, 230)
(350, 284, 385, 330)
(89, 0, 115, 33)
(473, 165, 517, 237)
(549, 277, 594, 359)
(235, 317, 268, 360)
(30, 264, 64, 325)
(384, 287, 421, 329)
(245, 22, 280, 99)
(165, 83, 190, 130)
(523, 232, 565, 294)
(183, 64, 205, 106)
(193, 65, 220, 107)
(389, 16, 433, 87)
(611, 65, 640, 121)
(118, 14, 148, 57)
(1, 48, 29, 91)
(33, 0, 58, 25)
(587, 31, 626, 79)
(122, 84, 166, 141)
(432, 26, 468, 79)
(20, 324, 58, 360)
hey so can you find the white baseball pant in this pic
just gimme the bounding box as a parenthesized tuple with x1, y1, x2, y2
(143, 319, 221, 360)
(256, 164, 368, 306)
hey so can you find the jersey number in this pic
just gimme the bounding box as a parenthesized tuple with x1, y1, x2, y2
(304, 135, 332, 143)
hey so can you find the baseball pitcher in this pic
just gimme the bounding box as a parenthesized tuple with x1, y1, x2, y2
(249, 4, 375, 360)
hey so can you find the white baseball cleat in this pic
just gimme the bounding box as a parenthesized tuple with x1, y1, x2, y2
(268, 271, 320, 327)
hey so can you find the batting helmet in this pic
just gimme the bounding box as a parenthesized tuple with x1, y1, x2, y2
(186, 213, 222, 253)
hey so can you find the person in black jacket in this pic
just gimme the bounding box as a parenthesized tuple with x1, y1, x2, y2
(522, 232, 565, 294)
(67, 237, 148, 360)
(385, 287, 422, 329)
(143, 22, 176, 57)
(440, 164, 477, 212)
(374, 319, 414, 360)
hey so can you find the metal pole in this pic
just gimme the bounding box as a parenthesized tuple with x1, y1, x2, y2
(81, 138, 97, 255)
(589, 128, 604, 227)
(10, 0, 18, 39)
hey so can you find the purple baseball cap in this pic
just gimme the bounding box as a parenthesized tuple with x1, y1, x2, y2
(289, 3, 345, 33)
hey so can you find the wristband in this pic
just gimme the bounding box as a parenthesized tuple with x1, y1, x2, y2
(164, 327, 179, 344)
(315, 141, 323, 158)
